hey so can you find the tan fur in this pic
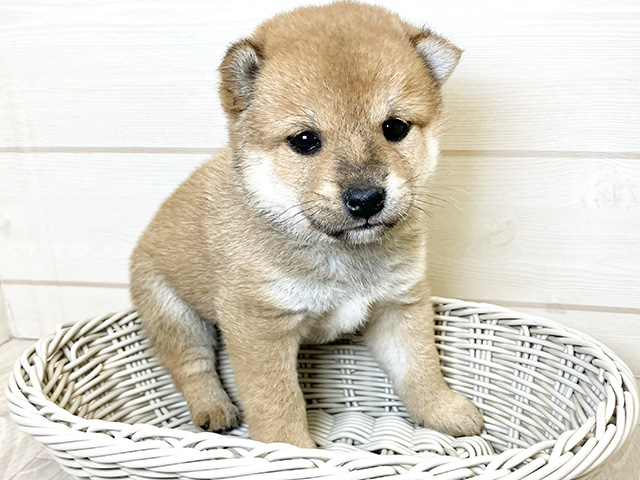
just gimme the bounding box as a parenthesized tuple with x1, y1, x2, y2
(130, 1, 482, 447)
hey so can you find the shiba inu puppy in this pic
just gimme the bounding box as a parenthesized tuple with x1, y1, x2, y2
(130, 1, 483, 447)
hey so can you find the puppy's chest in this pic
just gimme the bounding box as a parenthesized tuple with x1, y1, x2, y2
(266, 248, 422, 341)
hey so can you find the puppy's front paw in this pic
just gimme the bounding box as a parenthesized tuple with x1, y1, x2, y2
(190, 398, 241, 433)
(409, 390, 484, 437)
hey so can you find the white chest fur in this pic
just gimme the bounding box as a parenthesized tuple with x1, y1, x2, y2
(265, 242, 425, 343)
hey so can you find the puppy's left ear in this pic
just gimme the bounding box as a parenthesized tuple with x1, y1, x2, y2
(218, 39, 264, 118)
(411, 30, 462, 84)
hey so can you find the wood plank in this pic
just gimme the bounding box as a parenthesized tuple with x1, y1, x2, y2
(0, 151, 208, 283)
(426, 154, 640, 310)
(3, 284, 131, 338)
(3, 151, 639, 310)
(0, 0, 638, 151)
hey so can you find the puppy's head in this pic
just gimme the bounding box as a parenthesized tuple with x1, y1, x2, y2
(219, 1, 461, 244)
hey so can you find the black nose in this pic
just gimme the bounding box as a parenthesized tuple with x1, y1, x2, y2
(343, 186, 386, 219)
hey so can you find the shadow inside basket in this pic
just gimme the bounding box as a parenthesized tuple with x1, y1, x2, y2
(36, 305, 614, 464)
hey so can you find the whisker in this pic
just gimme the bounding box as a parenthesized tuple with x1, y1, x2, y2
(415, 195, 463, 214)
(271, 199, 318, 224)
(433, 113, 468, 136)
(411, 203, 434, 219)
(308, 191, 332, 202)
(278, 202, 322, 226)
(414, 198, 446, 210)
(412, 186, 463, 208)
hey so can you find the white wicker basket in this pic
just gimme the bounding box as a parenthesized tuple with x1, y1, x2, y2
(6, 297, 638, 480)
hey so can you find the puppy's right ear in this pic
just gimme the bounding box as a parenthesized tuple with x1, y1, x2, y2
(218, 39, 264, 118)
(411, 30, 462, 84)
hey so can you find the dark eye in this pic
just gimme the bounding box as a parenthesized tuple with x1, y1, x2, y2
(288, 131, 322, 155)
(382, 118, 411, 142)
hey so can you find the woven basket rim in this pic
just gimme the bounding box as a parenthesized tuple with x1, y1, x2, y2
(6, 297, 639, 480)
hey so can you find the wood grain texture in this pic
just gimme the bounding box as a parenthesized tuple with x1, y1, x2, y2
(1, 338, 638, 480)
(0, 1, 638, 370)
(3, 284, 131, 338)
(426, 154, 640, 310)
(2, 152, 638, 305)
(2, 148, 639, 371)
(0, 151, 208, 283)
(0, 0, 638, 151)
(1, 1, 638, 475)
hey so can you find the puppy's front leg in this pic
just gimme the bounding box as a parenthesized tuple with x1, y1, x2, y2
(225, 322, 314, 448)
(365, 291, 484, 437)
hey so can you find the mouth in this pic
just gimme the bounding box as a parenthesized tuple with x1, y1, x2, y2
(324, 219, 399, 242)
(303, 207, 403, 244)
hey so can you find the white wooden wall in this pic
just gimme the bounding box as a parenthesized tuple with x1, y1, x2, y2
(1, 0, 639, 373)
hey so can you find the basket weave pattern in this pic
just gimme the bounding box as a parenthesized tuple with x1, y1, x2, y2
(7, 298, 638, 479)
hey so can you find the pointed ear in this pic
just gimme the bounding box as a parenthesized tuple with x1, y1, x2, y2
(218, 39, 264, 118)
(411, 30, 462, 84)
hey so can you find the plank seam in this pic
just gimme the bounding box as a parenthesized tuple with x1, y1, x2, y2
(3, 279, 129, 289)
(0, 147, 639, 159)
(467, 298, 640, 316)
(4, 279, 640, 315)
